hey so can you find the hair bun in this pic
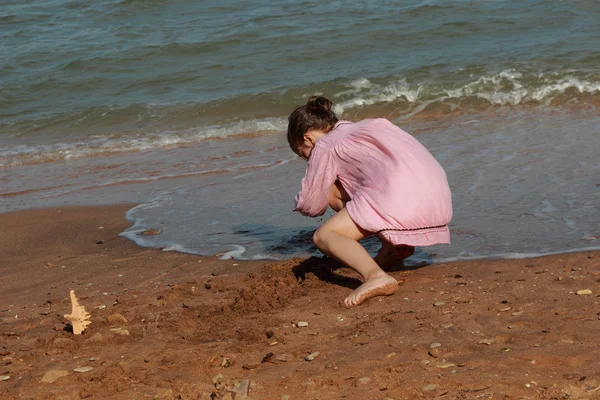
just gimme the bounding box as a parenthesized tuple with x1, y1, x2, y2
(306, 96, 333, 114)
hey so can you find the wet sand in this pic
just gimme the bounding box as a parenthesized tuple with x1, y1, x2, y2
(1, 205, 599, 399)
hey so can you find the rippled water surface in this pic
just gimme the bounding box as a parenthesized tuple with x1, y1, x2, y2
(2, 0, 599, 261)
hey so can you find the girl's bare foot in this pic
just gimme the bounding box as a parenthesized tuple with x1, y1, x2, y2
(374, 244, 415, 269)
(344, 273, 398, 307)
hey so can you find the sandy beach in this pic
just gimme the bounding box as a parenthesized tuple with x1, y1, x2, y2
(1, 205, 599, 399)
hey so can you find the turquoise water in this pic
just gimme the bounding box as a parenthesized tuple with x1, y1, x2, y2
(2, 1, 599, 261)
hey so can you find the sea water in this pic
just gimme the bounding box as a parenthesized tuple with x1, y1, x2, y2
(2, 0, 599, 262)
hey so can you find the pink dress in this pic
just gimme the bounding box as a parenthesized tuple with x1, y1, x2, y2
(294, 119, 453, 246)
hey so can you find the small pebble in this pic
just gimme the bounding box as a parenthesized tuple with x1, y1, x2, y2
(0, 376, 9, 381)
(89, 357, 96, 361)
(433, 301, 446, 307)
(305, 352, 319, 361)
(421, 360, 431, 365)
(266, 330, 275, 339)
(576, 289, 592, 295)
(436, 362, 455, 369)
(296, 321, 309, 327)
(110, 328, 130, 336)
(73, 366, 93, 373)
(221, 358, 232, 367)
(357, 377, 371, 385)
(422, 383, 437, 391)
(497, 306, 511, 312)
(478, 338, 494, 345)
(428, 348, 441, 358)
(430, 342, 441, 349)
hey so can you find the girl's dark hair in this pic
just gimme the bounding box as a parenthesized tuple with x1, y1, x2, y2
(287, 96, 338, 151)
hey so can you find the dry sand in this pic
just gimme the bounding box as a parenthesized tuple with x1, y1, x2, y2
(1, 205, 599, 399)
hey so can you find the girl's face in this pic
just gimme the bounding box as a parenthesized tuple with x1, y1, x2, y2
(295, 130, 325, 160)
(296, 141, 313, 160)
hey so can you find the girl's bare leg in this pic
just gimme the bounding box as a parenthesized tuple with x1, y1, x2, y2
(374, 243, 415, 269)
(328, 182, 413, 269)
(313, 208, 398, 307)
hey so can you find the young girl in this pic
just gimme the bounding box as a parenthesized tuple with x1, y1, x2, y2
(289, 96, 452, 307)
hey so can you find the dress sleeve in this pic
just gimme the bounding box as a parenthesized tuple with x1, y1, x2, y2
(294, 147, 338, 217)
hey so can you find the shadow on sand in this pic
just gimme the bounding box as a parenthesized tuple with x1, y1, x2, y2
(291, 255, 431, 290)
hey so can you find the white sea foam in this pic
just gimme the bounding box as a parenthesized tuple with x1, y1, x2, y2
(218, 245, 247, 260)
(0, 117, 287, 166)
(332, 71, 600, 115)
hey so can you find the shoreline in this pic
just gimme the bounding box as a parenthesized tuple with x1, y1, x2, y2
(1, 205, 600, 399)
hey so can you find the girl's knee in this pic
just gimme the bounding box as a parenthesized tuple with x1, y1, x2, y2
(313, 227, 329, 248)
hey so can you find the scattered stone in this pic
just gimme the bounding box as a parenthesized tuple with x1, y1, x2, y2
(430, 342, 441, 349)
(441, 323, 454, 329)
(212, 374, 225, 384)
(95, 304, 106, 310)
(478, 339, 494, 345)
(41, 370, 70, 383)
(3, 332, 17, 337)
(296, 321, 309, 327)
(433, 301, 446, 307)
(107, 314, 128, 325)
(497, 306, 512, 312)
(73, 366, 93, 373)
(511, 311, 523, 316)
(231, 379, 250, 399)
(428, 348, 441, 358)
(507, 325, 517, 329)
(89, 357, 96, 361)
(110, 328, 130, 336)
(96, 241, 104, 245)
(204, 283, 212, 290)
(422, 383, 438, 391)
(560, 339, 575, 344)
(357, 377, 371, 385)
(386, 352, 396, 359)
(436, 362, 455, 369)
(421, 360, 431, 365)
(270, 341, 278, 346)
(242, 363, 259, 370)
(577, 289, 592, 295)
(305, 352, 320, 361)
(0, 375, 9, 381)
(221, 358, 232, 367)
(266, 330, 275, 339)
